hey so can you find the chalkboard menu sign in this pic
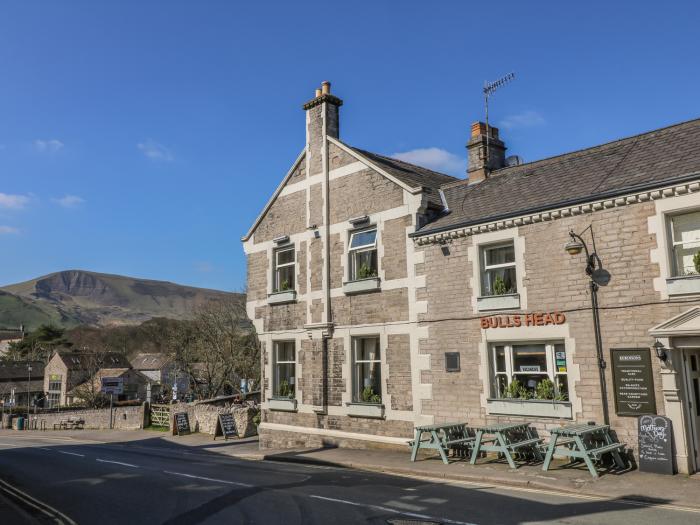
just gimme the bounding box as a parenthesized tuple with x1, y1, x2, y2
(639, 415, 674, 474)
(174, 412, 191, 436)
(611, 348, 657, 416)
(215, 413, 238, 441)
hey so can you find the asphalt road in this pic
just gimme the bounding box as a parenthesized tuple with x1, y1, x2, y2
(0, 432, 697, 525)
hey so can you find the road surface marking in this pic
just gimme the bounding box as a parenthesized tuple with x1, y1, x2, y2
(309, 494, 478, 525)
(0, 477, 77, 525)
(163, 471, 253, 487)
(58, 451, 85, 457)
(96, 459, 139, 468)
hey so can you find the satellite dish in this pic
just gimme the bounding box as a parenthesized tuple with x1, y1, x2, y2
(505, 155, 524, 167)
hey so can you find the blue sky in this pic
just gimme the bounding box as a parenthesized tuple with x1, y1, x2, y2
(1, 1, 699, 292)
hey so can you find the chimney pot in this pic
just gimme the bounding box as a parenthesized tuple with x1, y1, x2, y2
(315, 88, 322, 97)
(321, 81, 331, 95)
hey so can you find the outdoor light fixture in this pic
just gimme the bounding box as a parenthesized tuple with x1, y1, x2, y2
(653, 340, 667, 361)
(564, 237, 584, 256)
(565, 225, 611, 426)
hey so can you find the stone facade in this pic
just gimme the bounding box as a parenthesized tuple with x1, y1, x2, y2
(242, 84, 700, 473)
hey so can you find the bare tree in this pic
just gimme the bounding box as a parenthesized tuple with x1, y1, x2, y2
(172, 299, 258, 399)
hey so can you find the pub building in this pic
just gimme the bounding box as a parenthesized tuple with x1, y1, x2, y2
(243, 82, 700, 473)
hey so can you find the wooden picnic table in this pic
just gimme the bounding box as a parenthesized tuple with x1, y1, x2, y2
(542, 423, 626, 478)
(409, 422, 473, 464)
(470, 422, 543, 469)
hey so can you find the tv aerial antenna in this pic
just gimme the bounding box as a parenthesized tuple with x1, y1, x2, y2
(483, 72, 515, 169)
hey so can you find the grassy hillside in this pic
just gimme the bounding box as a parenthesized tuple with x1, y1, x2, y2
(0, 270, 243, 330)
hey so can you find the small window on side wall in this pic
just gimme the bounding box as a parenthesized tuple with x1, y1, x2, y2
(349, 228, 378, 281)
(668, 210, 700, 277)
(480, 242, 517, 297)
(273, 246, 295, 292)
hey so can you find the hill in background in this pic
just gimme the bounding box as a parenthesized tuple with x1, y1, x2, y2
(0, 270, 243, 330)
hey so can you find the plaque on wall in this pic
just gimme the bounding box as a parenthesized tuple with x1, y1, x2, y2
(638, 415, 674, 475)
(611, 348, 657, 416)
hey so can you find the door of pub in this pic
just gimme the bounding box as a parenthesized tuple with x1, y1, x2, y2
(684, 349, 700, 471)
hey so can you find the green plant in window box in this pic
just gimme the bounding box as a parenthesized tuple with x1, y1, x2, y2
(493, 275, 507, 296)
(278, 279, 291, 292)
(505, 378, 522, 399)
(535, 378, 555, 400)
(357, 262, 377, 280)
(693, 251, 700, 275)
(361, 386, 381, 404)
(278, 379, 294, 399)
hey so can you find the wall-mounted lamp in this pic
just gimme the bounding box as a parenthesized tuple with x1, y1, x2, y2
(653, 340, 667, 361)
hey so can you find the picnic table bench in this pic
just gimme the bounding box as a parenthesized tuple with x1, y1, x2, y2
(470, 422, 544, 469)
(409, 422, 473, 464)
(53, 417, 85, 430)
(542, 423, 626, 478)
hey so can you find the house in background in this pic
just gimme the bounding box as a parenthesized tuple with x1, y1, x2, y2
(69, 367, 151, 404)
(0, 360, 45, 407)
(44, 350, 131, 407)
(130, 353, 189, 400)
(0, 326, 25, 358)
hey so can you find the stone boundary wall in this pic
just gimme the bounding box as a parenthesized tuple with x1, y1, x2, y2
(25, 405, 146, 430)
(169, 402, 258, 438)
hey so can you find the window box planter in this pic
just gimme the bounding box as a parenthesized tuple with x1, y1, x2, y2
(477, 293, 520, 312)
(666, 276, 700, 296)
(268, 397, 297, 412)
(343, 277, 381, 295)
(487, 398, 572, 419)
(267, 290, 297, 305)
(347, 402, 384, 419)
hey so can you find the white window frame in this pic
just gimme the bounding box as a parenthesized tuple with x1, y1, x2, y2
(352, 336, 382, 404)
(273, 245, 296, 293)
(489, 341, 568, 400)
(668, 209, 700, 277)
(273, 341, 296, 399)
(348, 227, 378, 281)
(480, 241, 517, 297)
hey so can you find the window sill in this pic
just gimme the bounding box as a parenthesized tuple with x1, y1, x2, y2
(666, 275, 700, 296)
(486, 398, 572, 419)
(268, 398, 297, 412)
(267, 290, 297, 305)
(346, 402, 385, 418)
(343, 277, 381, 295)
(477, 293, 521, 311)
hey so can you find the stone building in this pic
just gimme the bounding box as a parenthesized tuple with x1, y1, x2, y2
(44, 350, 131, 407)
(242, 82, 700, 474)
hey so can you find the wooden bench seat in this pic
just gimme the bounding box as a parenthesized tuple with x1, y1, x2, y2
(588, 442, 626, 460)
(507, 437, 543, 450)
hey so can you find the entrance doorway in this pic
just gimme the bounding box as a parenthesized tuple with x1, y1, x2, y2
(684, 349, 700, 470)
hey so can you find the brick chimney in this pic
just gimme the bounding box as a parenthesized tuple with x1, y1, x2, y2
(466, 121, 506, 184)
(303, 81, 343, 177)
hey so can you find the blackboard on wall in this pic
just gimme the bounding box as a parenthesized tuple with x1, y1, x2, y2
(174, 412, 191, 436)
(214, 413, 238, 440)
(638, 415, 674, 475)
(611, 348, 657, 416)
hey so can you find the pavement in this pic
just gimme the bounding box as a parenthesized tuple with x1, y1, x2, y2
(0, 428, 698, 524)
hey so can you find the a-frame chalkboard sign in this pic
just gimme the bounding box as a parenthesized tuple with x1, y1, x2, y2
(214, 412, 238, 440)
(174, 412, 191, 436)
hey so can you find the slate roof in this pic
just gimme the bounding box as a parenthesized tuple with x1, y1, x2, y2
(349, 146, 458, 207)
(415, 118, 700, 236)
(0, 361, 44, 380)
(55, 351, 131, 370)
(131, 353, 173, 371)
